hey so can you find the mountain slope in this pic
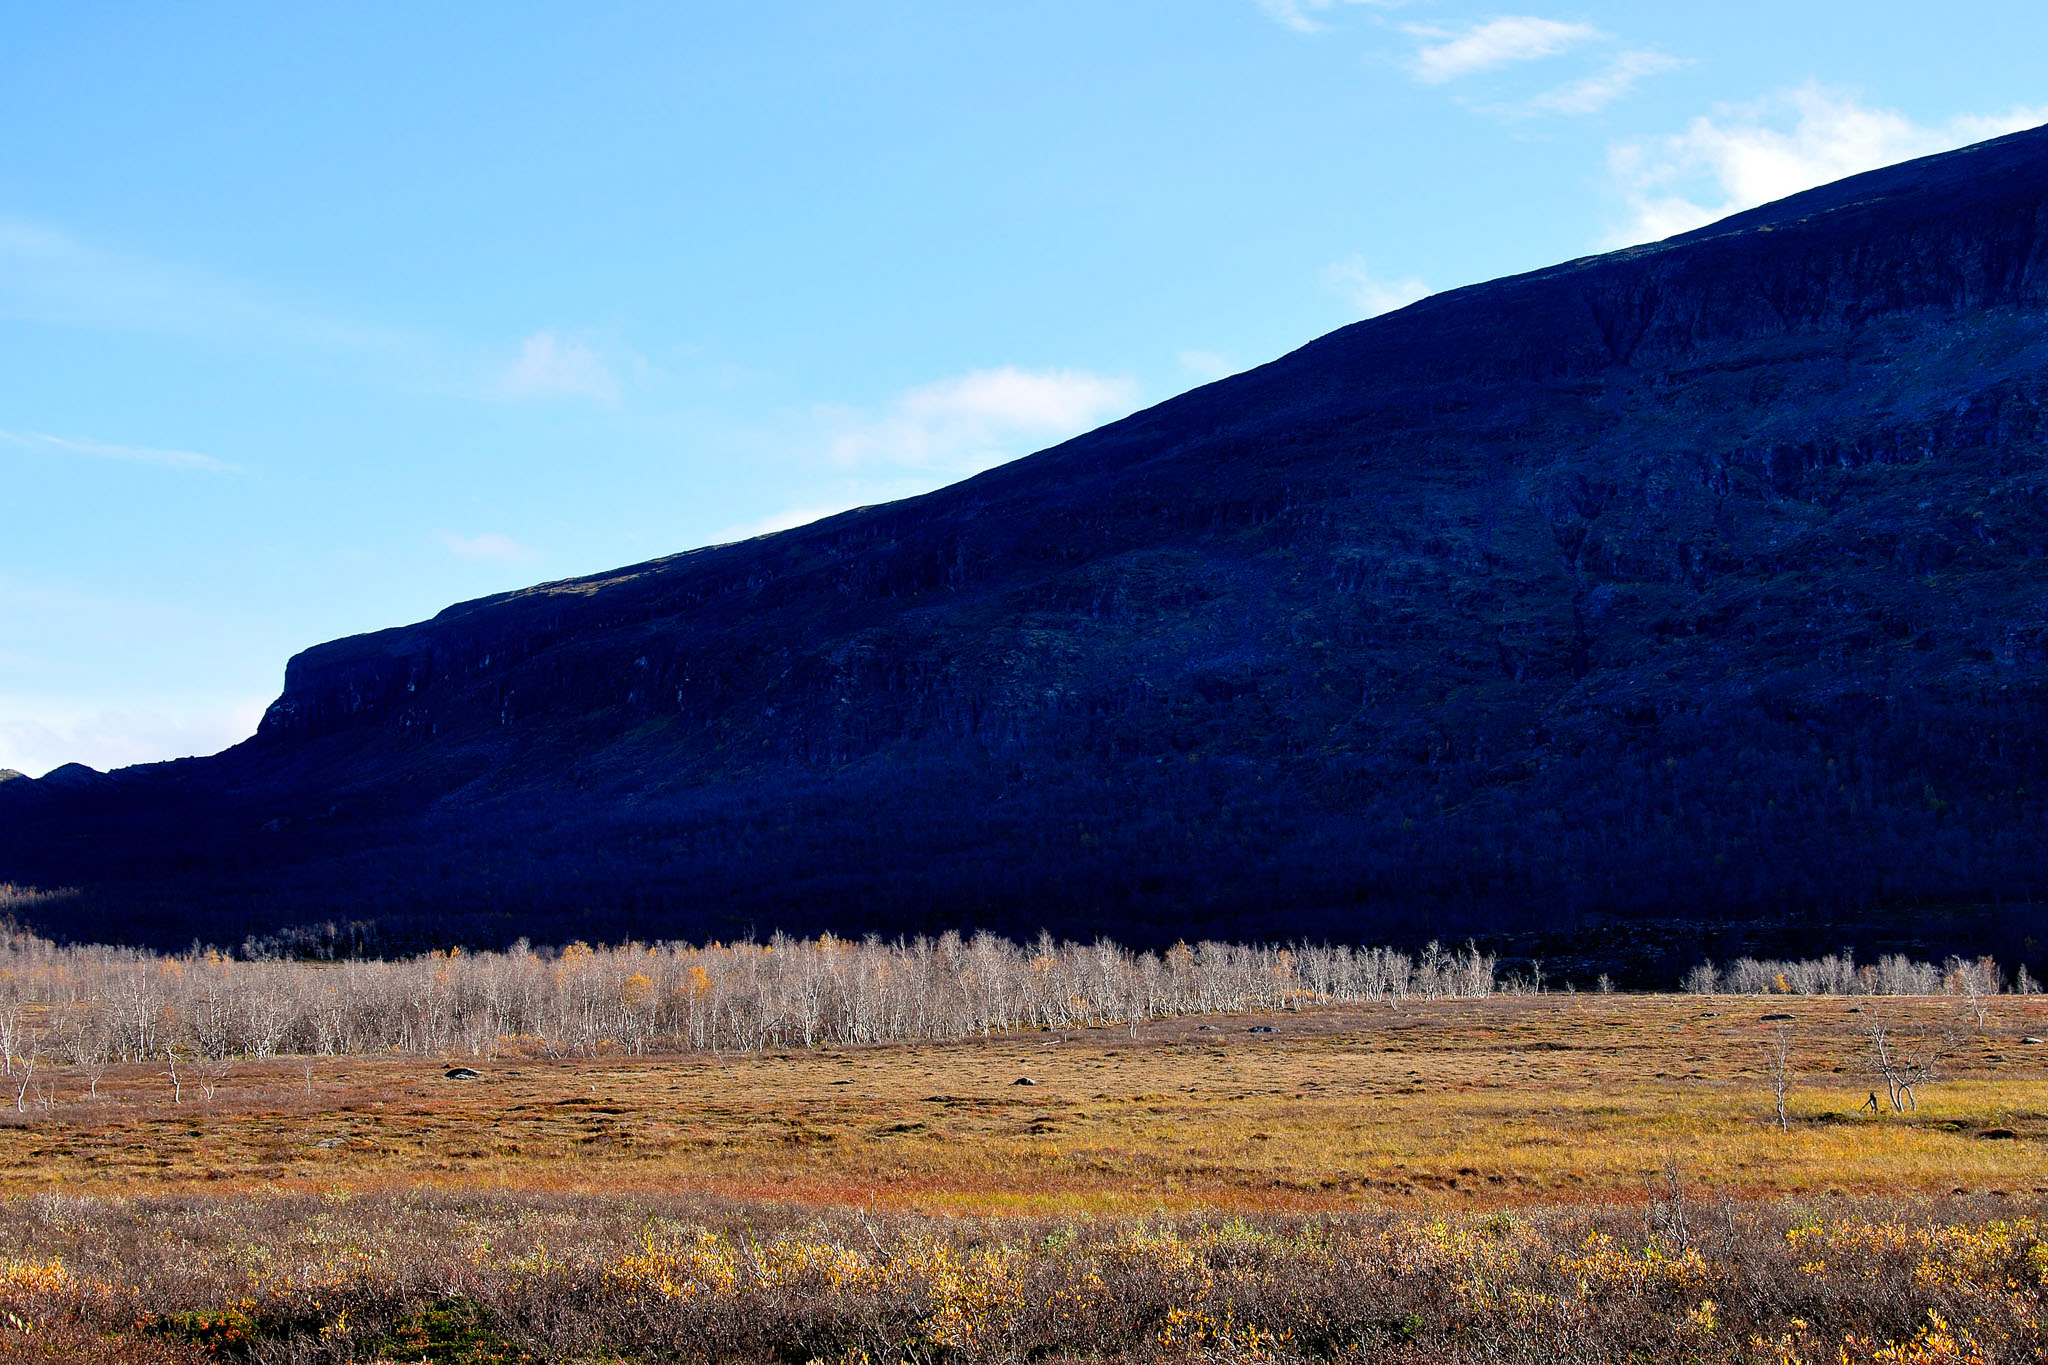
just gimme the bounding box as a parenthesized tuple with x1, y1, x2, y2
(8, 127, 2048, 975)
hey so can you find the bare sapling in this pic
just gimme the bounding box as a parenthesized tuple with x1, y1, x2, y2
(0, 1004, 21, 1079)
(11, 1043, 35, 1114)
(1763, 1024, 1792, 1134)
(163, 1049, 183, 1104)
(62, 1013, 113, 1101)
(81, 1041, 110, 1101)
(197, 1053, 234, 1103)
(1862, 1015, 1939, 1114)
(1646, 1156, 1692, 1252)
(1946, 955, 1999, 1031)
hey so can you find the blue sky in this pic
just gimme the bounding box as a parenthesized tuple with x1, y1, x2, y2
(4, 2, 2045, 776)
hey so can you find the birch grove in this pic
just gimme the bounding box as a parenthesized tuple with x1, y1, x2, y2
(1682, 951, 2019, 998)
(0, 918, 1496, 1063)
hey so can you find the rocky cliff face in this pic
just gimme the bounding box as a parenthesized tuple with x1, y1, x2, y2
(8, 127, 2048, 976)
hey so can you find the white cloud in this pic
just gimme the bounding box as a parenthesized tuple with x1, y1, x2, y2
(717, 504, 853, 543)
(437, 531, 535, 563)
(823, 366, 1140, 475)
(1606, 86, 2048, 247)
(1177, 350, 1238, 381)
(1325, 255, 1430, 317)
(0, 426, 237, 474)
(1527, 48, 1681, 116)
(498, 330, 622, 404)
(0, 694, 268, 778)
(1405, 17, 1601, 85)
(1253, 0, 1387, 34)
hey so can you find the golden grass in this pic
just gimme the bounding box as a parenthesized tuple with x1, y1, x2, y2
(3, 994, 2043, 1216)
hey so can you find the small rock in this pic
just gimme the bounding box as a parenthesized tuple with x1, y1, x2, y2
(444, 1067, 481, 1080)
(1761, 1012, 1795, 1021)
(313, 1137, 346, 1148)
(1248, 1025, 1276, 1034)
(2021, 1037, 2045, 1045)
(1013, 1077, 1036, 1086)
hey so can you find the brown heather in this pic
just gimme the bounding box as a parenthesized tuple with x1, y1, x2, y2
(0, 1190, 2044, 1362)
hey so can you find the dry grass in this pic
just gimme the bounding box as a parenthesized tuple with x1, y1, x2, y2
(0, 994, 2042, 1214)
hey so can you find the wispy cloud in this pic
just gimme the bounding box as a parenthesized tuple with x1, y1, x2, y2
(717, 504, 853, 543)
(0, 426, 237, 474)
(1526, 48, 1681, 116)
(1405, 17, 1600, 85)
(497, 330, 624, 404)
(437, 531, 535, 563)
(1605, 86, 2048, 247)
(1378, 16, 1676, 118)
(0, 214, 263, 337)
(726, 369, 1134, 558)
(1325, 255, 1429, 317)
(0, 213, 640, 408)
(0, 212, 420, 363)
(822, 366, 1140, 475)
(1177, 350, 1238, 382)
(1253, 0, 1388, 34)
(721, 361, 1147, 540)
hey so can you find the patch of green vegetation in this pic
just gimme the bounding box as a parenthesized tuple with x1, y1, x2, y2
(369, 1297, 538, 1365)
(141, 1307, 258, 1356)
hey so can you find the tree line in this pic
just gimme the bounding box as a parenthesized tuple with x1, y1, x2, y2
(1681, 950, 2032, 998)
(0, 920, 1498, 1068)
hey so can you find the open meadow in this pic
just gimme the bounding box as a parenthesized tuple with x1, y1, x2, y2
(0, 990, 2044, 1361)
(1, 994, 2044, 1211)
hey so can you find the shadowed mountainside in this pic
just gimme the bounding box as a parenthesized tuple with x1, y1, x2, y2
(8, 127, 2048, 976)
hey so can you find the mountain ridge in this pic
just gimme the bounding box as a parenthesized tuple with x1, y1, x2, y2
(8, 125, 2048, 979)
(262, 119, 2048, 718)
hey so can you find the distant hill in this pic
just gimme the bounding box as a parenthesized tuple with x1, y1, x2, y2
(8, 127, 2048, 980)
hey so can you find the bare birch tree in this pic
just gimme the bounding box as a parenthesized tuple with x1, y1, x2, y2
(1762, 1024, 1792, 1134)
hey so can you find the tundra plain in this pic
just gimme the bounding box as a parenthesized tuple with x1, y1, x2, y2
(2, 993, 2043, 1210)
(2, 994, 2048, 1362)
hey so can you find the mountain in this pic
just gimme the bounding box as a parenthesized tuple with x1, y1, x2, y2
(8, 128, 2048, 979)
